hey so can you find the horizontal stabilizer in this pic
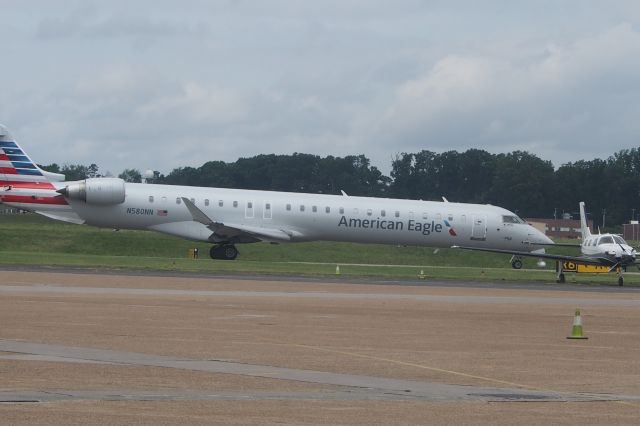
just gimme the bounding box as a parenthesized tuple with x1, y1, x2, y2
(35, 210, 85, 224)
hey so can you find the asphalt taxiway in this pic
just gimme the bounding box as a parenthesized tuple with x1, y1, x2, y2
(1, 267, 639, 425)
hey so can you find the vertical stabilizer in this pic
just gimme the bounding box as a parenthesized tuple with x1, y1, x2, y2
(579, 202, 592, 240)
(0, 124, 65, 182)
(1, 124, 70, 211)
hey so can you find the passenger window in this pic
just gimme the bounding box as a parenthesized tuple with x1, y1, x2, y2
(266, 203, 271, 210)
(395, 211, 400, 218)
(233, 201, 238, 208)
(339, 207, 344, 214)
(286, 204, 291, 211)
(366, 209, 372, 216)
(448, 215, 453, 221)
(300, 205, 305, 212)
(247, 202, 253, 208)
(218, 200, 223, 207)
(205, 199, 210, 206)
(325, 206, 330, 213)
(312, 206, 317, 213)
(176, 198, 181, 205)
(353, 208, 359, 215)
(381, 210, 386, 217)
(190, 198, 195, 204)
(148, 196, 154, 203)
(422, 212, 428, 219)
(161, 196, 167, 203)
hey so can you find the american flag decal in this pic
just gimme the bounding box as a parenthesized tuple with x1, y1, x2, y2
(157, 209, 168, 216)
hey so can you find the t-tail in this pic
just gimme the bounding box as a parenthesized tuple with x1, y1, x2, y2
(0, 124, 66, 210)
(579, 201, 592, 240)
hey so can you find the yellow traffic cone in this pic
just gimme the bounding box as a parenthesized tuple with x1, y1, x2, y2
(335, 265, 340, 275)
(567, 308, 588, 339)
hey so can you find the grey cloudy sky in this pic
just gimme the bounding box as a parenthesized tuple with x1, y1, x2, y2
(2, 1, 640, 176)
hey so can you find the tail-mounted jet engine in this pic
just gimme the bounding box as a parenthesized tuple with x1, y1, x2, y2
(57, 178, 126, 205)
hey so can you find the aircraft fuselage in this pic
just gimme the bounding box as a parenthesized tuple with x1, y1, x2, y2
(54, 181, 551, 251)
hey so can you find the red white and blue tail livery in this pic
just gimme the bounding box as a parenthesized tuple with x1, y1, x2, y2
(0, 125, 78, 221)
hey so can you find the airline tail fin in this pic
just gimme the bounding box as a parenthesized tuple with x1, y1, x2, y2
(1, 124, 71, 212)
(579, 201, 592, 240)
(0, 124, 65, 183)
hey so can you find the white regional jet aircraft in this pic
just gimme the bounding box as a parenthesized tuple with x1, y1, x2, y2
(456, 202, 637, 285)
(0, 124, 553, 261)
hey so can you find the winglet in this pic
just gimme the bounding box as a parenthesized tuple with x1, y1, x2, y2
(181, 197, 213, 226)
(579, 201, 592, 239)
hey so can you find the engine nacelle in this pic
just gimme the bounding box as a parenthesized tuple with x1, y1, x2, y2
(58, 178, 126, 205)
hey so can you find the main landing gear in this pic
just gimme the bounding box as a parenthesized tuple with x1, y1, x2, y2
(556, 261, 565, 283)
(210, 244, 238, 260)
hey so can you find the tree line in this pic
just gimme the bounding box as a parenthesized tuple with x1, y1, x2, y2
(41, 147, 640, 229)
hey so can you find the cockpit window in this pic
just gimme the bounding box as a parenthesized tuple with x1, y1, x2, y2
(502, 215, 524, 224)
(598, 236, 614, 245)
(612, 235, 625, 245)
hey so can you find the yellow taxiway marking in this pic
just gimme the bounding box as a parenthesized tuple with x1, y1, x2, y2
(269, 340, 640, 407)
(283, 341, 539, 390)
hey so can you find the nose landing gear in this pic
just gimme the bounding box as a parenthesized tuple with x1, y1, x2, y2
(510, 256, 523, 269)
(617, 265, 624, 286)
(210, 244, 238, 260)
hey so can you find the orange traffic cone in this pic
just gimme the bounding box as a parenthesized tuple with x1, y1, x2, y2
(567, 308, 588, 340)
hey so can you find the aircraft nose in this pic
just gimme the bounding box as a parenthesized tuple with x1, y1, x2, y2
(527, 225, 553, 245)
(541, 233, 554, 245)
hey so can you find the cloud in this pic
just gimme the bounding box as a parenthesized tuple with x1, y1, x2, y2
(375, 23, 640, 165)
(36, 7, 202, 40)
(4, 3, 640, 177)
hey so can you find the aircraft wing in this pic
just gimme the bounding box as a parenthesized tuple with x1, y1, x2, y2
(451, 246, 612, 267)
(180, 197, 293, 243)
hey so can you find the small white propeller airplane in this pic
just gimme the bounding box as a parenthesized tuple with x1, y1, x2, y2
(455, 202, 637, 285)
(0, 124, 554, 264)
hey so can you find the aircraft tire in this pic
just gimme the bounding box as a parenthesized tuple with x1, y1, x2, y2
(557, 273, 565, 284)
(511, 259, 523, 269)
(222, 244, 238, 260)
(618, 276, 624, 286)
(210, 244, 238, 260)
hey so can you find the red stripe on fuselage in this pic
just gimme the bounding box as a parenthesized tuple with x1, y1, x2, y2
(0, 180, 56, 190)
(0, 167, 17, 174)
(0, 194, 68, 205)
(0, 154, 9, 161)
